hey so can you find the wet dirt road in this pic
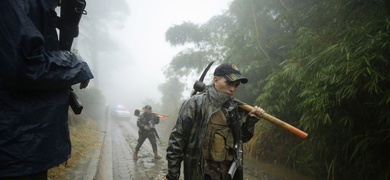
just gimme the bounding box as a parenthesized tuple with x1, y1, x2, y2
(111, 118, 167, 179)
(110, 117, 312, 180)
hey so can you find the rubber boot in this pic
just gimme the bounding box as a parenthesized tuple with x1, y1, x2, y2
(133, 150, 138, 160)
(154, 151, 162, 160)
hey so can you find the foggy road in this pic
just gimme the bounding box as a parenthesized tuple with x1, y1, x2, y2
(111, 117, 168, 179)
(107, 116, 312, 180)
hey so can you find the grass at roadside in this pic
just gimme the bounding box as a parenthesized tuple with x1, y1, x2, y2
(48, 111, 101, 180)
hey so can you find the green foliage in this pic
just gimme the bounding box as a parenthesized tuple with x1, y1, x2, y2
(166, 22, 203, 46)
(79, 0, 129, 54)
(256, 0, 390, 179)
(163, 0, 390, 179)
(157, 77, 186, 139)
(158, 77, 185, 112)
(164, 14, 234, 79)
(77, 0, 130, 88)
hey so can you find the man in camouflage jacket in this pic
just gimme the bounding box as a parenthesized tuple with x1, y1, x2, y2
(133, 105, 162, 160)
(165, 63, 265, 180)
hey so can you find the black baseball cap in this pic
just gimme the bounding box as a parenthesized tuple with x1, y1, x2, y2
(214, 63, 248, 84)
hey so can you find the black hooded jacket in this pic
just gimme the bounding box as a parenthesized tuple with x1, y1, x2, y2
(0, 0, 93, 177)
(165, 85, 259, 180)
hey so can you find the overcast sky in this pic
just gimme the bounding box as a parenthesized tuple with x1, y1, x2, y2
(101, 0, 231, 109)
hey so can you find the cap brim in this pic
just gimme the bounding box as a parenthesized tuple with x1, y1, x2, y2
(223, 73, 248, 84)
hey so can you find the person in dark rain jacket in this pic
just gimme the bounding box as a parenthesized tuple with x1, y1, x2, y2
(165, 63, 265, 180)
(0, 0, 94, 179)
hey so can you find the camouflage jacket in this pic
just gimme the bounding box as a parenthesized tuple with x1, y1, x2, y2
(137, 112, 160, 135)
(165, 85, 259, 180)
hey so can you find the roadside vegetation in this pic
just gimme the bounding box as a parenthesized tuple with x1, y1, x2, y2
(48, 111, 100, 179)
(158, 0, 390, 179)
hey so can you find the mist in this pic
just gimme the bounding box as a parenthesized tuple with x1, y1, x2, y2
(75, 0, 230, 112)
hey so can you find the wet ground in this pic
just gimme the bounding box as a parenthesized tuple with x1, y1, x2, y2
(109, 116, 313, 180)
(111, 117, 167, 179)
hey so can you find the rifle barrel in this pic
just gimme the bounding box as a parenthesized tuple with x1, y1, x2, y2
(238, 104, 308, 139)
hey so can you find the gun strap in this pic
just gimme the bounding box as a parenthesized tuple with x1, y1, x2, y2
(222, 100, 237, 121)
(222, 100, 241, 144)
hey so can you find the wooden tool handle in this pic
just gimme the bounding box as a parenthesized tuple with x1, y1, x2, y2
(238, 104, 308, 139)
(134, 109, 169, 120)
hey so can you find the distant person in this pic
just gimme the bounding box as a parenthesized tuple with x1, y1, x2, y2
(133, 105, 162, 160)
(165, 63, 265, 180)
(0, 0, 94, 179)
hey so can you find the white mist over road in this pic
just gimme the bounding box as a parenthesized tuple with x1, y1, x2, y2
(100, 0, 231, 110)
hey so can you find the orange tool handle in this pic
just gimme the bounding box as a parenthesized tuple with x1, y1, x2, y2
(238, 104, 308, 139)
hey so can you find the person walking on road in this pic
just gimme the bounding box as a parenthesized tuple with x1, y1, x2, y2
(165, 63, 265, 180)
(133, 105, 162, 160)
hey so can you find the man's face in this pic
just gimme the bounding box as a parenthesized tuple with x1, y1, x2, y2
(213, 76, 240, 96)
(144, 108, 152, 113)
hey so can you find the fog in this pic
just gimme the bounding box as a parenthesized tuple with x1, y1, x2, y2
(76, 0, 230, 111)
